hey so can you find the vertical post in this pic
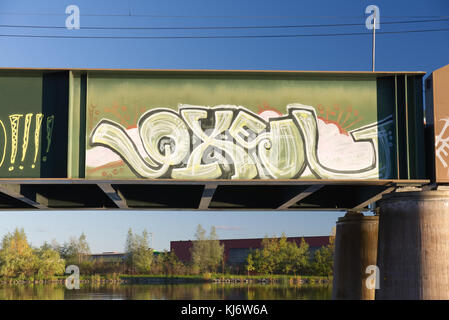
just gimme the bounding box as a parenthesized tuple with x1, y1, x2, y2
(377, 191, 449, 299)
(372, 15, 376, 72)
(332, 212, 379, 300)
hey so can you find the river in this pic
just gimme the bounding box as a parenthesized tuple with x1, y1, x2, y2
(0, 283, 332, 300)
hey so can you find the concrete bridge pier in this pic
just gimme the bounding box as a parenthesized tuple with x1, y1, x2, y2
(332, 212, 379, 300)
(376, 191, 449, 300)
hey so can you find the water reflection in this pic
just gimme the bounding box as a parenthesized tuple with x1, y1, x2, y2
(0, 283, 332, 300)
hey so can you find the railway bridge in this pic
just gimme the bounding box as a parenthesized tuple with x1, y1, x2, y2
(0, 65, 448, 299)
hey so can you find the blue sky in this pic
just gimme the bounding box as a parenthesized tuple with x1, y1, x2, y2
(0, 0, 448, 252)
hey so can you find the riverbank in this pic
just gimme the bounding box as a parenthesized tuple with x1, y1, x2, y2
(0, 274, 332, 285)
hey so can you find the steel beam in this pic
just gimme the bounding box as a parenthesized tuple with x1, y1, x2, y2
(97, 183, 128, 209)
(277, 185, 324, 210)
(198, 184, 218, 210)
(0, 184, 47, 209)
(351, 186, 396, 211)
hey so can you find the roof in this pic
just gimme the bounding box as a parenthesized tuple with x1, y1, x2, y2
(0, 67, 427, 76)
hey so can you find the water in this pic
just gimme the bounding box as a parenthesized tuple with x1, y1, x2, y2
(0, 283, 332, 300)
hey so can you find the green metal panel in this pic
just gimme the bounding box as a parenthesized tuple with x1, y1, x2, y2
(82, 71, 414, 181)
(0, 70, 68, 178)
(0, 69, 425, 181)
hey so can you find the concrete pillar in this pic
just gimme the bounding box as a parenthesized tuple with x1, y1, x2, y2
(332, 212, 379, 300)
(376, 191, 449, 300)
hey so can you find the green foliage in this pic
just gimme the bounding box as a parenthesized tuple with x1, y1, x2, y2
(246, 234, 311, 276)
(191, 225, 224, 274)
(0, 228, 35, 278)
(124, 228, 153, 274)
(34, 247, 65, 278)
(156, 250, 186, 275)
(57, 233, 90, 265)
(311, 234, 335, 278)
(245, 232, 336, 277)
(0, 228, 64, 279)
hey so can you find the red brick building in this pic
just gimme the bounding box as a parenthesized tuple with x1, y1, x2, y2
(170, 236, 330, 266)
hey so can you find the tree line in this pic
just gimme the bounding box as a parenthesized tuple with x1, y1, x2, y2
(0, 225, 334, 279)
(246, 233, 335, 277)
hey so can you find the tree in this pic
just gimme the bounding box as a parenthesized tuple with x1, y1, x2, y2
(0, 228, 36, 278)
(34, 245, 65, 278)
(159, 250, 185, 275)
(311, 231, 335, 278)
(207, 226, 224, 273)
(246, 253, 255, 276)
(191, 225, 224, 274)
(59, 233, 91, 264)
(124, 228, 153, 274)
(124, 228, 136, 273)
(245, 234, 311, 276)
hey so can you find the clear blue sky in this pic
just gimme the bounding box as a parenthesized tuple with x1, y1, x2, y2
(0, 0, 447, 252)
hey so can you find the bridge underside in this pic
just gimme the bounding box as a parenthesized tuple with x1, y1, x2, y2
(0, 179, 429, 211)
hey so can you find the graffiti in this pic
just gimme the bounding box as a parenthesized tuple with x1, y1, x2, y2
(9, 114, 22, 171)
(42, 115, 55, 163)
(32, 114, 44, 168)
(0, 120, 5, 168)
(435, 117, 449, 168)
(0, 113, 54, 171)
(88, 104, 393, 180)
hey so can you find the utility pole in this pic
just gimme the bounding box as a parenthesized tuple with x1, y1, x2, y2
(366, 5, 380, 72)
(372, 14, 376, 72)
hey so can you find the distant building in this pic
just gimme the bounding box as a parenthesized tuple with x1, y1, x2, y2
(89, 252, 125, 262)
(170, 236, 330, 267)
(89, 251, 161, 262)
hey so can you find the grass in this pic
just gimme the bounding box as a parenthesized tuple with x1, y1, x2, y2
(0, 273, 332, 284)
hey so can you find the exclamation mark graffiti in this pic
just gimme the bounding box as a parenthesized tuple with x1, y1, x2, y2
(32, 113, 43, 169)
(43, 115, 54, 162)
(0, 120, 6, 169)
(9, 114, 23, 171)
(19, 113, 33, 170)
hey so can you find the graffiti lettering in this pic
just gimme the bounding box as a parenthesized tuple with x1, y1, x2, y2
(0, 113, 52, 171)
(89, 104, 392, 180)
(435, 117, 449, 168)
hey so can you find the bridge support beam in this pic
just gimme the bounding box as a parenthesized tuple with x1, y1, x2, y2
(332, 212, 379, 300)
(376, 191, 449, 300)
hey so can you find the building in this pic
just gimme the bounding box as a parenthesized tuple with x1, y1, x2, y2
(170, 236, 330, 267)
(89, 252, 125, 262)
(88, 251, 161, 262)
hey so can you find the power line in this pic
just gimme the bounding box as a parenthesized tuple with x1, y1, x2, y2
(0, 11, 448, 19)
(0, 18, 448, 30)
(0, 27, 447, 40)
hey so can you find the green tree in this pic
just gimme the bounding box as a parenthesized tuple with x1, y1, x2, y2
(246, 253, 255, 276)
(34, 245, 65, 278)
(207, 226, 224, 273)
(245, 234, 311, 276)
(124, 228, 136, 273)
(124, 228, 153, 274)
(191, 225, 224, 274)
(60, 233, 91, 264)
(311, 231, 335, 277)
(159, 250, 185, 275)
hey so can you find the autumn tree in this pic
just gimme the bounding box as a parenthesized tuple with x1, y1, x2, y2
(0, 228, 35, 278)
